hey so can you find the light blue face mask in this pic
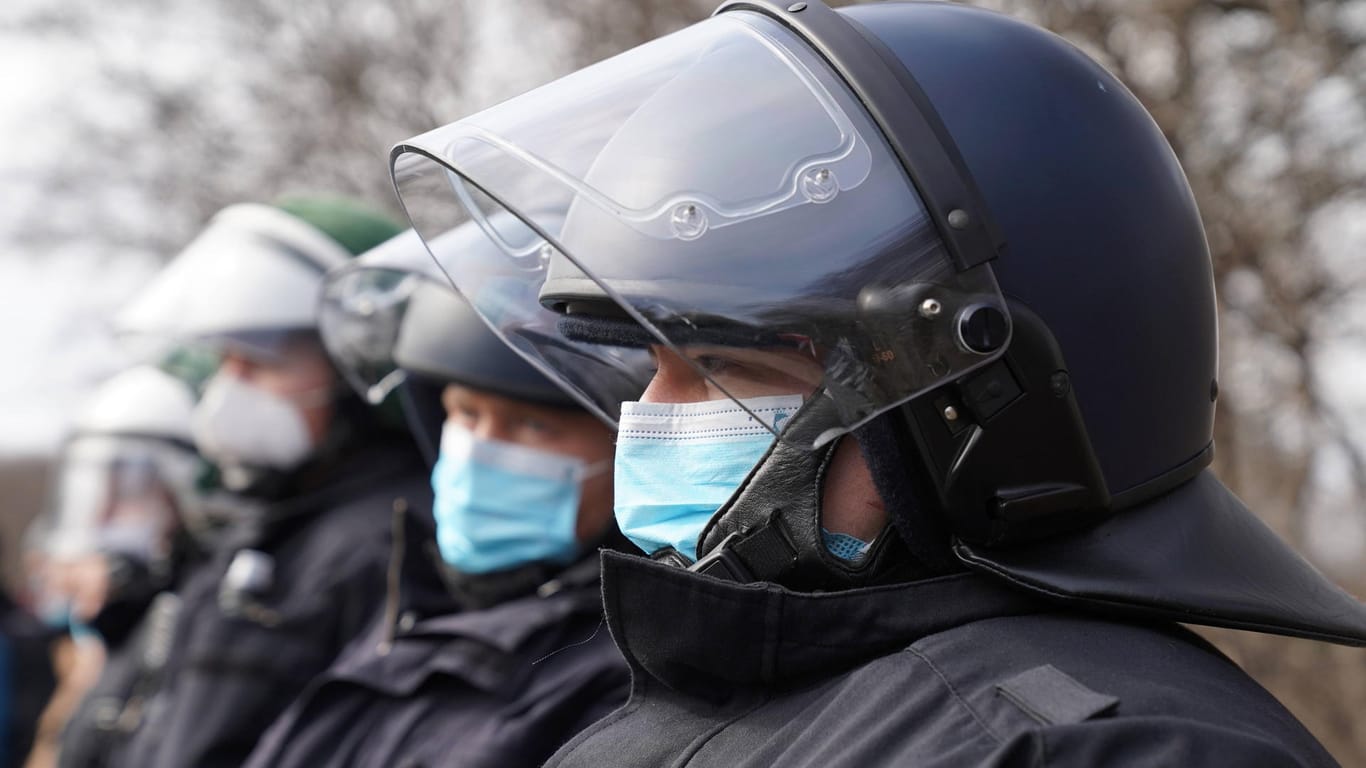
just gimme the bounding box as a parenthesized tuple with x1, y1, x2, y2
(614, 395, 804, 562)
(431, 425, 605, 575)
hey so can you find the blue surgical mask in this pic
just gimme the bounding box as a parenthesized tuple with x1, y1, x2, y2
(431, 425, 605, 574)
(821, 528, 872, 563)
(614, 395, 804, 562)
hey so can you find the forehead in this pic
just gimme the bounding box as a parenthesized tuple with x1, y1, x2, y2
(222, 334, 330, 370)
(441, 383, 578, 421)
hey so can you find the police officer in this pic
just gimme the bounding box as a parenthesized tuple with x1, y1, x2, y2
(41, 365, 217, 644)
(48, 363, 241, 768)
(243, 224, 646, 767)
(390, 2, 1366, 765)
(108, 198, 429, 768)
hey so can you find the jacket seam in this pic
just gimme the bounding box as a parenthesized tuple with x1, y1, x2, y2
(903, 645, 1004, 745)
(672, 697, 771, 767)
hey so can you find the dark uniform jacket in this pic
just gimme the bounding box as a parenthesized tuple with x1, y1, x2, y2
(1, 592, 56, 768)
(547, 552, 1341, 768)
(112, 436, 427, 768)
(59, 532, 211, 768)
(242, 509, 630, 768)
(57, 592, 180, 768)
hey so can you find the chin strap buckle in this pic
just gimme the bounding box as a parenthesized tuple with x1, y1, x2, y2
(690, 518, 801, 584)
(688, 533, 756, 582)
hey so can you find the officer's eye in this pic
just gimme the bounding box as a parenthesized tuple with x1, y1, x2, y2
(453, 405, 481, 428)
(690, 355, 736, 375)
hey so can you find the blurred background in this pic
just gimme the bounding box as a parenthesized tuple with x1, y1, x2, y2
(1, 0, 1363, 762)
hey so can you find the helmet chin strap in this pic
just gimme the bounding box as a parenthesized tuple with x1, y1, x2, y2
(676, 393, 943, 591)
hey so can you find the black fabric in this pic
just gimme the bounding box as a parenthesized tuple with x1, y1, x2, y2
(956, 469, 1366, 646)
(85, 557, 165, 651)
(59, 533, 209, 768)
(545, 552, 1340, 767)
(995, 664, 1118, 726)
(241, 504, 629, 768)
(58, 594, 182, 768)
(105, 434, 429, 768)
(557, 313, 805, 352)
(438, 528, 632, 612)
(1, 592, 56, 768)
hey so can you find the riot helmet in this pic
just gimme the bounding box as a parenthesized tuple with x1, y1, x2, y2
(117, 197, 407, 494)
(39, 365, 243, 625)
(319, 222, 648, 459)
(390, 1, 1366, 644)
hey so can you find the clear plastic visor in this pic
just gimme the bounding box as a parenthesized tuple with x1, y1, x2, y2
(319, 258, 429, 405)
(47, 435, 195, 560)
(393, 11, 1008, 446)
(318, 220, 571, 405)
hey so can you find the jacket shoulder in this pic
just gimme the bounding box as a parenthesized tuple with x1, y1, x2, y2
(899, 612, 1337, 767)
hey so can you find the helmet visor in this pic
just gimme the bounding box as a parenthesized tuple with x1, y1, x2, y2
(48, 435, 195, 561)
(318, 240, 428, 404)
(393, 11, 1008, 446)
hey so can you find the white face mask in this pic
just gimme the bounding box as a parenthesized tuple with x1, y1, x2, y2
(191, 375, 317, 472)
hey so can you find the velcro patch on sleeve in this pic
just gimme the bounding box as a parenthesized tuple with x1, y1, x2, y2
(995, 664, 1119, 725)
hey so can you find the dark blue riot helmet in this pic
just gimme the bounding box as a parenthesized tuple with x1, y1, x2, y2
(391, 1, 1366, 644)
(319, 225, 648, 464)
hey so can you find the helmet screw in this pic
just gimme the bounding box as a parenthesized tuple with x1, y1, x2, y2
(918, 298, 943, 319)
(943, 405, 960, 422)
(1049, 371, 1071, 398)
(947, 209, 971, 230)
(788, 2, 808, 11)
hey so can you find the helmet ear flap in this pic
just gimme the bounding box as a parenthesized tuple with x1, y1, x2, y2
(901, 301, 1116, 547)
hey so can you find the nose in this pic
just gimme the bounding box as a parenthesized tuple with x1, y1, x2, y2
(640, 346, 703, 404)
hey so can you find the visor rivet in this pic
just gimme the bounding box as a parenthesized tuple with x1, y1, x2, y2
(947, 209, 971, 230)
(800, 167, 838, 203)
(943, 405, 960, 422)
(788, 2, 807, 11)
(538, 242, 555, 265)
(919, 298, 943, 319)
(670, 203, 708, 241)
(1050, 371, 1071, 398)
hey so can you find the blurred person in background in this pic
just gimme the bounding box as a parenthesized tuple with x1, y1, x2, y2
(23, 363, 199, 768)
(391, 1, 1366, 765)
(243, 224, 648, 767)
(38, 361, 242, 768)
(104, 198, 428, 768)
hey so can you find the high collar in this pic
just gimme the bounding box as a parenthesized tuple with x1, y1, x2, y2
(223, 433, 422, 549)
(335, 555, 604, 698)
(600, 550, 1042, 701)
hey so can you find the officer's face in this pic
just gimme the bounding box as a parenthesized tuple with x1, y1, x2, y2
(216, 338, 336, 446)
(641, 343, 887, 542)
(441, 384, 616, 544)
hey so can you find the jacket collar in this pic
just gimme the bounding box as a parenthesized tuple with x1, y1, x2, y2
(600, 550, 1041, 700)
(331, 560, 603, 697)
